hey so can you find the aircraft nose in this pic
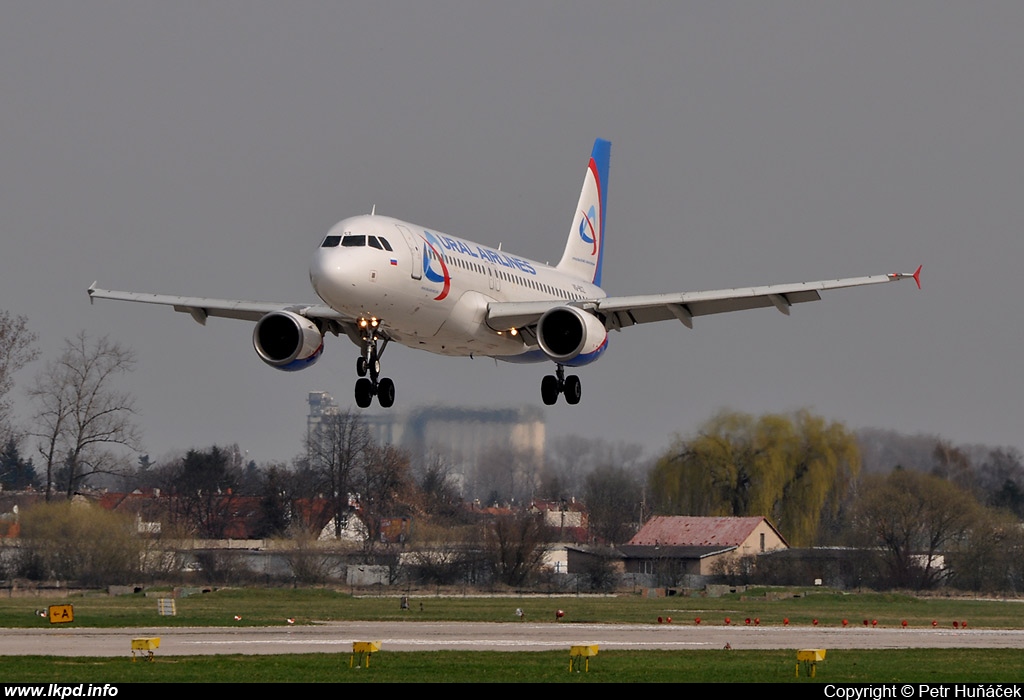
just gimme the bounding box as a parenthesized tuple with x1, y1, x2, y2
(310, 247, 347, 303)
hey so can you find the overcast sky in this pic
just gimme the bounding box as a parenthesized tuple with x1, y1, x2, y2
(2, 2, 1021, 465)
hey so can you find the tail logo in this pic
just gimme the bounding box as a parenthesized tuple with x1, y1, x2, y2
(579, 204, 597, 252)
(420, 231, 451, 301)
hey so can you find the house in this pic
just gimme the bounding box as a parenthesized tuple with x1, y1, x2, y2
(619, 516, 788, 583)
(528, 499, 589, 543)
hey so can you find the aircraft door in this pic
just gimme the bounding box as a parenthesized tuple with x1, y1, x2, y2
(394, 224, 422, 280)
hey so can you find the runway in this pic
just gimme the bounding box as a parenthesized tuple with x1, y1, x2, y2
(2, 621, 1023, 656)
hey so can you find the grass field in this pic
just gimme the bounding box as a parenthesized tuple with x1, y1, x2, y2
(1, 587, 1022, 683)
(1, 649, 1023, 683)
(0, 587, 1020, 629)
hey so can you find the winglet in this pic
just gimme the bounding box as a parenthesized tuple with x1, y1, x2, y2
(88, 282, 97, 304)
(888, 265, 922, 289)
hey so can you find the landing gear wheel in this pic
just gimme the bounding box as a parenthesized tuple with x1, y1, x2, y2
(541, 375, 559, 405)
(354, 377, 374, 408)
(377, 377, 395, 408)
(355, 321, 392, 408)
(564, 375, 582, 405)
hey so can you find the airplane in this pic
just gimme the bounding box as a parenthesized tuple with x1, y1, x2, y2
(88, 138, 921, 409)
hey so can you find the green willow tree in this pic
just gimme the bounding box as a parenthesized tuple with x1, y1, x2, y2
(648, 410, 860, 546)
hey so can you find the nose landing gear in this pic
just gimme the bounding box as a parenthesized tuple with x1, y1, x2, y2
(353, 319, 395, 408)
(541, 364, 581, 406)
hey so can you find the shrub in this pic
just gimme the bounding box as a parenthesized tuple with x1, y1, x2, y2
(18, 501, 140, 585)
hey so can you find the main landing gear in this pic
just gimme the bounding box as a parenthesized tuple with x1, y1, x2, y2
(541, 364, 581, 406)
(354, 319, 395, 409)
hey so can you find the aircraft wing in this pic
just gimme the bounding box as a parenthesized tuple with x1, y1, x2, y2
(87, 284, 359, 336)
(486, 267, 921, 331)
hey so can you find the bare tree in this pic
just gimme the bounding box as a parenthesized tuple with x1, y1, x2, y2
(0, 311, 39, 442)
(849, 469, 980, 589)
(357, 443, 413, 549)
(307, 408, 373, 537)
(29, 332, 140, 500)
(585, 464, 644, 545)
(485, 511, 551, 587)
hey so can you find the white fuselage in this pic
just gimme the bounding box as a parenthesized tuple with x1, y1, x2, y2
(310, 215, 605, 359)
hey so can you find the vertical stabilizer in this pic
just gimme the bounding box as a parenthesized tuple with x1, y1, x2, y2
(557, 139, 610, 287)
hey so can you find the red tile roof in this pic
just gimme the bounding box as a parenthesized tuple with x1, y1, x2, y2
(628, 516, 774, 547)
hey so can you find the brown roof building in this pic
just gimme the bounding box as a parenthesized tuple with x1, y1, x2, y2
(620, 516, 789, 581)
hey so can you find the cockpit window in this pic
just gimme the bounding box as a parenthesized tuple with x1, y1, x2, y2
(378, 237, 394, 251)
(368, 236, 383, 250)
(341, 235, 366, 247)
(321, 235, 341, 247)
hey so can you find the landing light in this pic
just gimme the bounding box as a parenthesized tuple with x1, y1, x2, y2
(509, 328, 518, 336)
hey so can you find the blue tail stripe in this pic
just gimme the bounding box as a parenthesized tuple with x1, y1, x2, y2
(591, 139, 611, 287)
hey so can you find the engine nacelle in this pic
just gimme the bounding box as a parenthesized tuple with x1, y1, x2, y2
(536, 306, 608, 366)
(253, 311, 324, 371)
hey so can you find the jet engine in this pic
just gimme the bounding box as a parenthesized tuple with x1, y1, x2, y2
(253, 311, 324, 371)
(536, 306, 608, 366)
